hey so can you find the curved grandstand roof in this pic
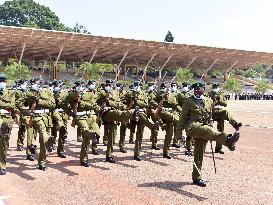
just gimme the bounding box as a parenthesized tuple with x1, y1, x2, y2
(0, 25, 273, 71)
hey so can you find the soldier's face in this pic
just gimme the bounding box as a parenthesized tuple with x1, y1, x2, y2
(105, 84, 113, 92)
(194, 87, 204, 97)
(0, 80, 6, 90)
(20, 82, 28, 91)
(54, 84, 62, 92)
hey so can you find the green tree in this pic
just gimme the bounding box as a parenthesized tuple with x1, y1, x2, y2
(4, 58, 30, 81)
(175, 68, 193, 84)
(0, 0, 70, 31)
(76, 62, 113, 80)
(164, 31, 174, 42)
(256, 80, 271, 93)
(223, 77, 243, 93)
(72, 23, 90, 34)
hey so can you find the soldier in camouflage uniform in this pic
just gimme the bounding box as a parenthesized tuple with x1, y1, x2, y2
(0, 74, 17, 175)
(208, 83, 242, 154)
(177, 81, 240, 187)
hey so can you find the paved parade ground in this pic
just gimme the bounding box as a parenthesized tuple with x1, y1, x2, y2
(0, 100, 273, 205)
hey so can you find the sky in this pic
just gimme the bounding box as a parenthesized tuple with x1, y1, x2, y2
(1, 0, 273, 52)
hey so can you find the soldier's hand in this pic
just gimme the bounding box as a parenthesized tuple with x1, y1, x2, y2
(105, 97, 109, 102)
(34, 96, 39, 102)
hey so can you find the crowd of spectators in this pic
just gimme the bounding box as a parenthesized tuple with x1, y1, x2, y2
(225, 93, 273, 100)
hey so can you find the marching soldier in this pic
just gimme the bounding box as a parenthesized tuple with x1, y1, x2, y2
(97, 79, 138, 163)
(170, 82, 182, 149)
(19, 77, 56, 171)
(177, 81, 240, 187)
(208, 83, 242, 154)
(177, 82, 193, 155)
(51, 80, 69, 158)
(41, 81, 56, 150)
(0, 74, 17, 175)
(150, 82, 181, 159)
(146, 82, 160, 150)
(85, 80, 100, 155)
(16, 80, 37, 161)
(63, 80, 100, 167)
(116, 82, 129, 153)
(122, 81, 159, 161)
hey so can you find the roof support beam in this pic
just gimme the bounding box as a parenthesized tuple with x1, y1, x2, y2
(201, 58, 219, 79)
(185, 56, 198, 69)
(224, 60, 240, 81)
(53, 45, 64, 79)
(54, 45, 64, 67)
(18, 41, 26, 64)
(159, 54, 173, 80)
(89, 48, 98, 63)
(142, 52, 157, 82)
(227, 60, 239, 72)
(242, 61, 259, 86)
(115, 51, 129, 81)
(265, 62, 273, 73)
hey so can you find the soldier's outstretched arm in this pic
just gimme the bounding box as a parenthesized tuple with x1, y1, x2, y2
(38, 96, 56, 109)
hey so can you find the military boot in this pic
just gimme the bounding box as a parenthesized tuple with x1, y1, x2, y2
(193, 179, 206, 187)
(226, 132, 240, 151)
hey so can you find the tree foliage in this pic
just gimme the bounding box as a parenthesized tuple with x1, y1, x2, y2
(175, 68, 193, 84)
(0, 0, 70, 31)
(164, 31, 174, 42)
(256, 80, 271, 93)
(76, 62, 113, 80)
(72, 23, 90, 34)
(223, 77, 243, 93)
(4, 58, 30, 80)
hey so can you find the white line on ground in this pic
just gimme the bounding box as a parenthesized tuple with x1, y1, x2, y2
(0, 196, 9, 205)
